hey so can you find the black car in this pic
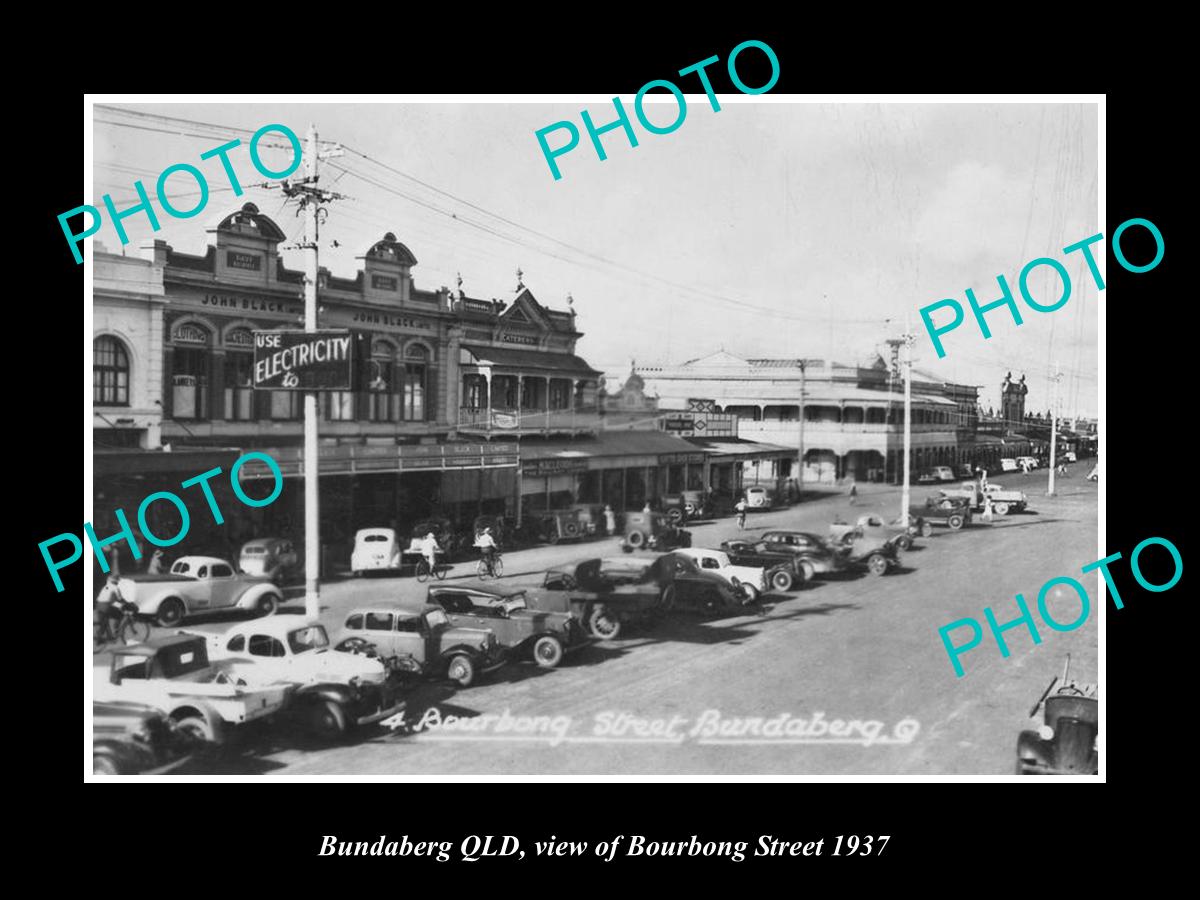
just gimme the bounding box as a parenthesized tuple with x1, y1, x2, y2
(757, 531, 845, 582)
(719, 539, 804, 592)
(93, 700, 205, 775)
(1017, 658, 1098, 775)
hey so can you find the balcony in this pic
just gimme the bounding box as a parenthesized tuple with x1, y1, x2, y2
(457, 406, 601, 436)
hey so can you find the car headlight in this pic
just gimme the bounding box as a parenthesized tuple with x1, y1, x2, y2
(480, 639, 489, 652)
(1037, 725, 1054, 741)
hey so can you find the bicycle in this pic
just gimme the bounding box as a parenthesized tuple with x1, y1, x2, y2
(93, 605, 150, 652)
(475, 552, 504, 579)
(415, 556, 448, 583)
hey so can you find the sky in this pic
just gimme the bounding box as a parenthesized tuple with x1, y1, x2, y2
(91, 99, 1099, 418)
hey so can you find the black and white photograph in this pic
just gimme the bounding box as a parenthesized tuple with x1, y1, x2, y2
(81, 94, 1104, 779)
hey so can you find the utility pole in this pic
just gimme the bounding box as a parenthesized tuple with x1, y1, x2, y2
(901, 317, 915, 525)
(281, 124, 344, 620)
(796, 360, 806, 500)
(1048, 361, 1062, 497)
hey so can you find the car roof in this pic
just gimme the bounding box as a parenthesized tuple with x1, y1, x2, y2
(430, 581, 526, 598)
(222, 617, 322, 639)
(173, 555, 230, 568)
(355, 528, 396, 538)
(346, 602, 439, 618)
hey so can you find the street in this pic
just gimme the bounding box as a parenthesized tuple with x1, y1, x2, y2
(97, 475, 1099, 776)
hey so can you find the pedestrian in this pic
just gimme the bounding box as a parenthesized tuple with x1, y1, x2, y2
(849, 483, 858, 506)
(735, 498, 747, 529)
(146, 548, 165, 574)
(603, 504, 616, 536)
(643, 500, 652, 514)
(982, 494, 994, 523)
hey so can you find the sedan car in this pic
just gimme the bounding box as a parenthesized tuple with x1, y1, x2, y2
(757, 531, 845, 582)
(118, 556, 283, 627)
(351, 528, 403, 575)
(670, 547, 767, 601)
(93, 700, 205, 776)
(238, 537, 302, 584)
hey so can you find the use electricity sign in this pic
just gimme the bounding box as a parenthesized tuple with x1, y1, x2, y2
(253, 330, 354, 390)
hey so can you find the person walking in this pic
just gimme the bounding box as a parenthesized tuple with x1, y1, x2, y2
(982, 493, 994, 524)
(735, 498, 747, 529)
(642, 500, 652, 514)
(603, 504, 616, 536)
(849, 483, 858, 506)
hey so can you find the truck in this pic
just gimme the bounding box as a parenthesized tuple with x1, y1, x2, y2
(938, 481, 1029, 516)
(910, 494, 973, 531)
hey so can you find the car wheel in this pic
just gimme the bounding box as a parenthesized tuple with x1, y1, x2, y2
(307, 699, 348, 740)
(446, 654, 476, 688)
(174, 715, 215, 742)
(256, 594, 279, 618)
(799, 561, 816, 582)
(627, 530, 647, 549)
(93, 753, 122, 776)
(948, 514, 964, 530)
(994, 502, 1010, 516)
(156, 598, 185, 628)
(867, 553, 889, 576)
(667, 508, 684, 525)
(533, 635, 565, 668)
(897, 535, 913, 551)
(770, 568, 794, 592)
(920, 522, 934, 538)
(588, 606, 622, 640)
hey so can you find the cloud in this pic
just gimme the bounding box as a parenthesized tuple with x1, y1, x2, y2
(914, 161, 1032, 268)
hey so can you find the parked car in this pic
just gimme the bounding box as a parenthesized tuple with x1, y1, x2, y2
(532, 509, 588, 544)
(335, 603, 506, 688)
(1016, 657, 1097, 775)
(204, 618, 405, 739)
(1063, 451, 1077, 463)
(118, 556, 283, 627)
(528, 559, 666, 640)
(911, 495, 973, 531)
(743, 486, 775, 509)
(840, 534, 901, 576)
(95, 634, 294, 743)
(719, 539, 805, 592)
(426, 583, 590, 668)
(828, 515, 915, 551)
(238, 537, 302, 585)
(931, 466, 956, 482)
(567, 504, 608, 536)
(916, 470, 939, 484)
(1000, 458, 1019, 472)
(654, 552, 758, 614)
(351, 528, 403, 575)
(757, 531, 846, 582)
(93, 699, 206, 775)
(669, 547, 768, 601)
(660, 493, 692, 525)
(621, 511, 691, 552)
(1017, 456, 1039, 470)
(681, 489, 714, 518)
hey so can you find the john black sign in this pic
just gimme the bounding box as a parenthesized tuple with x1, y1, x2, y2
(254, 330, 354, 390)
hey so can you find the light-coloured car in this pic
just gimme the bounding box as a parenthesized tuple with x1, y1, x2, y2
(238, 537, 301, 584)
(1000, 458, 1019, 472)
(95, 634, 294, 744)
(119, 556, 283, 627)
(931, 466, 956, 482)
(204, 618, 404, 738)
(351, 528, 403, 575)
(743, 486, 774, 509)
(671, 547, 767, 601)
(1017, 456, 1038, 470)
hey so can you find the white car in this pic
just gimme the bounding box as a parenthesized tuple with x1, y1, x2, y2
(351, 528, 403, 575)
(1000, 458, 1019, 472)
(119, 556, 283, 627)
(672, 547, 767, 601)
(743, 486, 774, 509)
(203, 618, 404, 738)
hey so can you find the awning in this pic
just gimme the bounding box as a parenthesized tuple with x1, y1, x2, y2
(461, 344, 601, 377)
(685, 437, 794, 461)
(519, 430, 707, 473)
(93, 447, 242, 477)
(236, 442, 520, 479)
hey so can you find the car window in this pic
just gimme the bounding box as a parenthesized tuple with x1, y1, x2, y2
(197, 566, 208, 578)
(396, 616, 422, 634)
(344, 613, 363, 630)
(437, 593, 474, 614)
(700, 557, 720, 570)
(248, 635, 286, 657)
(113, 657, 150, 681)
(211, 564, 233, 577)
(364, 534, 387, 543)
(288, 626, 328, 653)
(226, 634, 246, 652)
(365, 612, 394, 631)
(172, 561, 190, 575)
(424, 609, 449, 630)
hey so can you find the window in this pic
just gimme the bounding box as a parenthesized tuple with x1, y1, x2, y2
(197, 566, 208, 578)
(344, 613, 363, 630)
(369, 342, 399, 422)
(171, 327, 211, 420)
(226, 635, 246, 652)
(396, 616, 422, 634)
(365, 612, 394, 631)
(210, 564, 233, 577)
(549, 379, 570, 410)
(272, 389, 301, 421)
(287, 626, 328, 653)
(224, 351, 254, 420)
(403, 345, 428, 421)
(463, 375, 487, 408)
(325, 390, 354, 421)
(248, 635, 286, 657)
(701, 557, 720, 570)
(93, 336, 130, 406)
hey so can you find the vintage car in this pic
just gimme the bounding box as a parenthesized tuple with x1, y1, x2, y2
(653, 552, 758, 614)
(659, 493, 692, 525)
(840, 534, 901, 576)
(1016, 658, 1098, 775)
(93, 699, 205, 775)
(567, 504, 608, 536)
(1062, 450, 1077, 463)
(743, 485, 774, 509)
(940, 482, 1029, 516)
(237, 537, 302, 585)
(426, 583, 591, 668)
(94, 634, 294, 744)
(351, 528, 403, 575)
(911, 494, 973, 531)
(1017, 455, 1039, 470)
(621, 511, 692, 552)
(757, 531, 846, 582)
(532, 509, 588, 544)
(719, 540, 804, 592)
(999, 457, 1019, 472)
(203, 618, 405, 739)
(527, 559, 667, 640)
(334, 603, 506, 688)
(118, 556, 284, 627)
(670, 547, 768, 601)
(828, 515, 914, 551)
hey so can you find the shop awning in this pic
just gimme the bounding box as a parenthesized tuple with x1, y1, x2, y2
(519, 430, 708, 473)
(236, 442, 520, 479)
(93, 447, 243, 477)
(460, 344, 601, 377)
(684, 437, 794, 461)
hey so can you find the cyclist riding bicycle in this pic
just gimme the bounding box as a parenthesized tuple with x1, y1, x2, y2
(418, 531, 441, 574)
(474, 526, 499, 571)
(94, 574, 134, 638)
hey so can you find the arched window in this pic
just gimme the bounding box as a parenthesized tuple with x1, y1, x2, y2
(403, 344, 429, 421)
(170, 322, 212, 420)
(368, 340, 399, 422)
(93, 336, 130, 406)
(224, 328, 254, 421)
